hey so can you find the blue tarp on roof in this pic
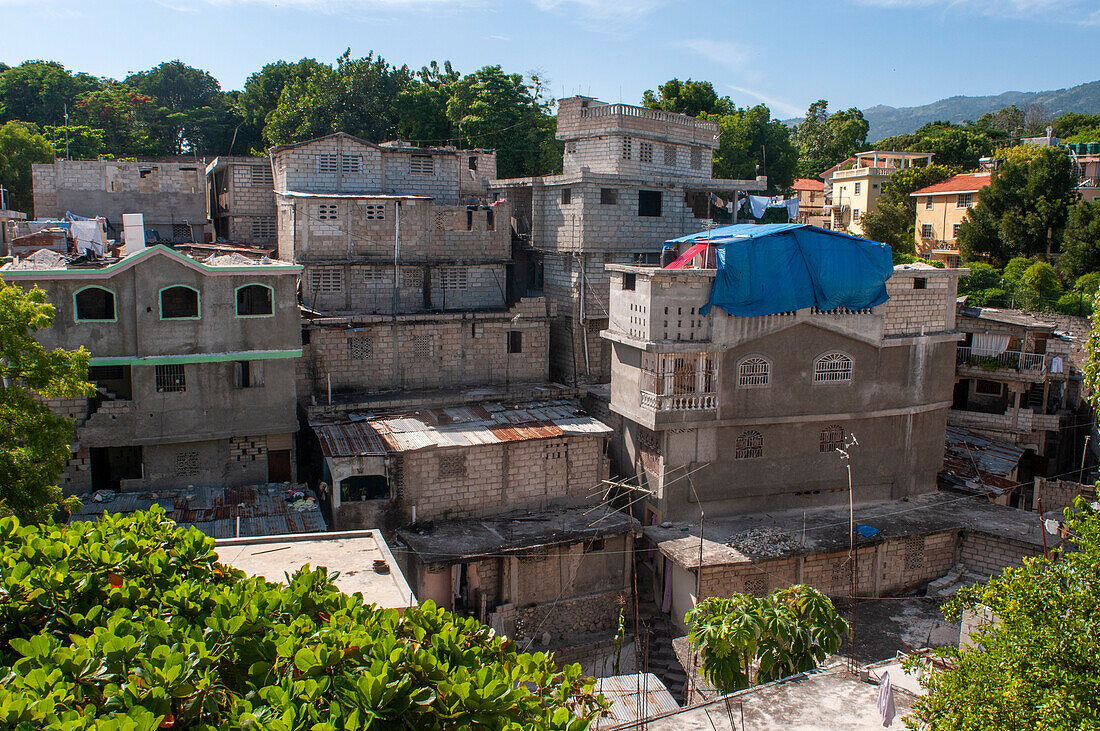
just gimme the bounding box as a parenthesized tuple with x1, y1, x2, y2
(665, 224, 893, 317)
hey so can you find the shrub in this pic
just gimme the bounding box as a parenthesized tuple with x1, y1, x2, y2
(958, 262, 1001, 295)
(0, 509, 604, 729)
(966, 287, 1010, 307)
(1054, 291, 1093, 317)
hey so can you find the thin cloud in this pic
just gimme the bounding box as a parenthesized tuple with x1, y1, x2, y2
(725, 84, 803, 118)
(853, 0, 1100, 24)
(673, 39, 752, 73)
(530, 0, 665, 21)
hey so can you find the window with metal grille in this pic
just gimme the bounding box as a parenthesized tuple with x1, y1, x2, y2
(953, 223, 962, 238)
(904, 536, 926, 572)
(410, 154, 434, 175)
(664, 144, 676, 167)
(251, 217, 276, 240)
(347, 336, 373, 360)
(341, 155, 361, 174)
(735, 430, 763, 459)
(363, 268, 387, 283)
(412, 335, 433, 360)
(155, 364, 186, 393)
(561, 188, 572, 204)
(852, 208, 861, 222)
(925, 197, 934, 210)
(316, 154, 338, 174)
(250, 165, 273, 188)
(438, 453, 466, 478)
(160, 286, 199, 319)
(175, 451, 199, 477)
(638, 190, 662, 217)
(75, 287, 115, 321)
(639, 141, 653, 163)
(600, 188, 618, 205)
(957, 193, 972, 208)
(309, 268, 344, 293)
(507, 331, 522, 353)
(854, 182, 861, 195)
(819, 425, 844, 453)
(172, 223, 192, 242)
(435, 211, 449, 232)
(690, 147, 702, 170)
(441, 268, 468, 291)
(236, 285, 273, 316)
(814, 353, 852, 383)
(362, 204, 385, 220)
(316, 204, 338, 220)
(921, 223, 934, 238)
(738, 357, 770, 387)
(621, 136, 633, 160)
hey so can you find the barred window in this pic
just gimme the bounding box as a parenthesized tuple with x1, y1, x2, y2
(664, 144, 676, 167)
(348, 336, 373, 360)
(735, 430, 763, 460)
(412, 335, 433, 360)
(441, 268, 468, 291)
(905, 536, 926, 571)
(316, 154, 338, 175)
(639, 141, 653, 163)
(738, 357, 769, 387)
(956, 193, 972, 208)
(308, 268, 344, 293)
(410, 154, 434, 175)
(250, 217, 276, 240)
(341, 155, 361, 174)
(155, 364, 186, 393)
(819, 425, 844, 453)
(175, 451, 199, 477)
(438, 453, 466, 478)
(250, 165, 273, 188)
(621, 136, 632, 160)
(172, 223, 192, 242)
(920, 223, 934, 238)
(690, 147, 702, 170)
(814, 353, 852, 383)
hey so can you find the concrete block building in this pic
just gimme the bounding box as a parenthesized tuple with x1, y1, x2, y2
(206, 156, 278, 246)
(32, 159, 212, 243)
(2, 245, 302, 492)
(492, 97, 768, 384)
(602, 260, 966, 523)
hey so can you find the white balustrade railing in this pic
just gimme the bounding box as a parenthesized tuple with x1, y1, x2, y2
(640, 391, 717, 411)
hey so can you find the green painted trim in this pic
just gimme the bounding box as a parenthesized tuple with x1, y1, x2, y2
(73, 285, 118, 323)
(1, 244, 301, 279)
(158, 284, 202, 320)
(235, 283, 275, 318)
(90, 349, 302, 366)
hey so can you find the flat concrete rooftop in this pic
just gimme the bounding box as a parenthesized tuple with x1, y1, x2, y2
(218, 529, 416, 611)
(646, 491, 1044, 569)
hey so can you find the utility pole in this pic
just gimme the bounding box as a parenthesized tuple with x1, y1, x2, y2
(64, 104, 70, 160)
(0, 184, 7, 211)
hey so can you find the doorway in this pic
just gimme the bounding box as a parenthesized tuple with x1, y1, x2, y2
(268, 449, 292, 482)
(90, 446, 143, 490)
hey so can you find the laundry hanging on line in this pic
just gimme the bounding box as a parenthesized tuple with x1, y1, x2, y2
(747, 195, 799, 220)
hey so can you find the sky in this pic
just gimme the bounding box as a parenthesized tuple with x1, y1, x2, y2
(2, 0, 1099, 118)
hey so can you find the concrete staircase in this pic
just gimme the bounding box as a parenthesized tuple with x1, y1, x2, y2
(634, 562, 688, 701)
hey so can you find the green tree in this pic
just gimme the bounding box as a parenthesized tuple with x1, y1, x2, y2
(0, 282, 92, 522)
(40, 124, 106, 159)
(873, 121, 1000, 169)
(0, 121, 53, 214)
(237, 58, 327, 154)
(860, 164, 954, 252)
(447, 65, 558, 178)
(958, 261, 1002, 294)
(1058, 200, 1100, 280)
(957, 146, 1076, 265)
(0, 508, 606, 727)
(707, 104, 796, 192)
(396, 61, 461, 144)
(1020, 260, 1063, 304)
(975, 105, 1026, 137)
(906, 501, 1100, 729)
(792, 100, 869, 178)
(1053, 111, 1100, 139)
(70, 84, 166, 156)
(0, 61, 102, 127)
(642, 78, 736, 117)
(125, 61, 230, 154)
(686, 585, 848, 693)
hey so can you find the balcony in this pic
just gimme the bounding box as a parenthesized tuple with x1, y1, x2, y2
(640, 391, 717, 411)
(640, 353, 717, 412)
(956, 347, 1047, 382)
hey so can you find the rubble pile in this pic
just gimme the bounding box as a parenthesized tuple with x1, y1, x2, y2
(726, 526, 802, 558)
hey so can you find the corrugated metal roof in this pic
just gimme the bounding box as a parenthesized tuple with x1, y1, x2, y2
(593, 674, 680, 727)
(942, 425, 1025, 492)
(71, 483, 326, 538)
(311, 399, 612, 456)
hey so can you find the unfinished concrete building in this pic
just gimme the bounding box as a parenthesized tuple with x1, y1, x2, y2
(492, 97, 768, 384)
(2, 245, 301, 492)
(206, 156, 277, 246)
(32, 159, 212, 243)
(603, 249, 965, 523)
(950, 305, 1078, 480)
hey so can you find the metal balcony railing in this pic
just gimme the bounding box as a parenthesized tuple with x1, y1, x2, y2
(956, 346, 1047, 373)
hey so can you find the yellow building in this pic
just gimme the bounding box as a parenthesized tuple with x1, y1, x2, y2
(825, 150, 934, 236)
(791, 178, 827, 226)
(911, 172, 992, 266)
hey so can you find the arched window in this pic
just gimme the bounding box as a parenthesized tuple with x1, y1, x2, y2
(820, 425, 844, 453)
(236, 284, 273, 317)
(814, 352, 853, 383)
(160, 286, 199, 319)
(735, 430, 763, 460)
(74, 286, 115, 321)
(738, 357, 770, 387)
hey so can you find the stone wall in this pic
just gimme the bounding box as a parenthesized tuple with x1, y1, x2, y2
(960, 530, 1043, 579)
(299, 299, 548, 399)
(301, 262, 506, 314)
(883, 269, 959, 337)
(513, 588, 628, 643)
(1034, 477, 1097, 514)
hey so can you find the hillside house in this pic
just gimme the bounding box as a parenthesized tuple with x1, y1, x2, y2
(911, 172, 993, 265)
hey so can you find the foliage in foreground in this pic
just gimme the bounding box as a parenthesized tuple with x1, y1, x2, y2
(686, 584, 848, 693)
(905, 500, 1100, 729)
(0, 509, 604, 729)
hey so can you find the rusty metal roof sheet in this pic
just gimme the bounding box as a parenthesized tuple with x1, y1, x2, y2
(311, 399, 612, 456)
(942, 425, 1025, 492)
(593, 674, 680, 728)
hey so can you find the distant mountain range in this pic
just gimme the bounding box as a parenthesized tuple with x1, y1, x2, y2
(785, 80, 1100, 141)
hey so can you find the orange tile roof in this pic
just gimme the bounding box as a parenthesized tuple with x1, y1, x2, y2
(791, 178, 825, 191)
(911, 172, 992, 196)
